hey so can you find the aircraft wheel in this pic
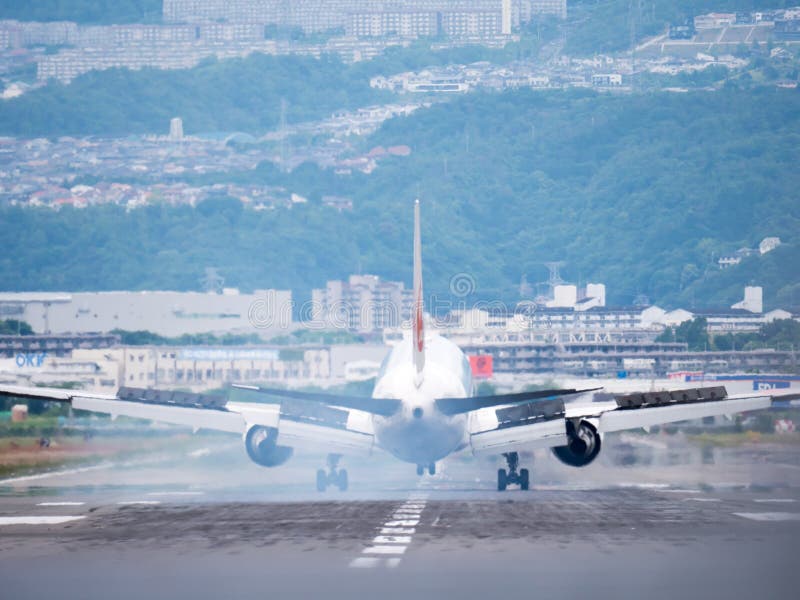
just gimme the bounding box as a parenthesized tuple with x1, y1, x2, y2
(337, 469, 348, 492)
(428, 463, 435, 476)
(416, 464, 424, 476)
(497, 468, 507, 491)
(316, 469, 327, 492)
(520, 468, 530, 491)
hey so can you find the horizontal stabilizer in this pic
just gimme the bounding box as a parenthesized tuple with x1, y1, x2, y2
(435, 388, 598, 416)
(232, 384, 401, 417)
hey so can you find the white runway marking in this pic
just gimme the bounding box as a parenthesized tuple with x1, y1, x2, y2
(36, 501, 86, 507)
(363, 545, 407, 555)
(349, 493, 427, 569)
(754, 499, 796, 504)
(683, 497, 720, 503)
(620, 483, 670, 489)
(734, 512, 800, 522)
(147, 491, 205, 497)
(349, 557, 382, 569)
(373, 535, 412, 544)
(117, 500, 161, 506)
(0, 463, 113, 485)
(0, 516, 85, 525)
(381, 527, 415, 534)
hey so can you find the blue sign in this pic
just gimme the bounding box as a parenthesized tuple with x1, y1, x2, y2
(754, 380, 791, 391)
(15, 352, 47, 367)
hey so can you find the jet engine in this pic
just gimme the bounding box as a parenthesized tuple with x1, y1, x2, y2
(551, 420, 602, 467)
(244, 425, 293, 467)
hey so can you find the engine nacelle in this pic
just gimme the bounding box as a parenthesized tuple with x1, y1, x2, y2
(244, 425, 293, 468)
(551, 420, 602, 467)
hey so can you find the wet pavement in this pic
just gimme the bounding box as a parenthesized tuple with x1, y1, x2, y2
(1, 433, 799, 599)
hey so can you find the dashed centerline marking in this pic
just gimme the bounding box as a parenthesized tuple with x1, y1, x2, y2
(36, 501, 86, 507)
(117, 500, 161, 506)
(734, 512, 800, 522)
(349, 493, 428, 569)
(362, 545, 407, 555)
(373, 535, 412, 544)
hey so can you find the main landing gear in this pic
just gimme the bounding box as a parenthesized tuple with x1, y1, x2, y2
(498, 452, 529, 491)
(416, 463, 436, 476)
(317, 453, 348, 492)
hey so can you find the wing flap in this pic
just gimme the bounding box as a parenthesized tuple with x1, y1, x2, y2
(0, 383, 374, 455)
(469, 397, 567, 455)
(74, 395, 246, 434)
(599, 394, 772, 433)
(232, 384, 400, 417)
(437, 388, 596, 416)
(470, 419, 567, 455)
(277, 419, 374, 455)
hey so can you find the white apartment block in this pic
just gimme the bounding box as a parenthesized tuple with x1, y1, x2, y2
(523, 0, 567, 20)
(441, 10, 504, 37)
(311, 275, 413, 332)
(348, 12, 439, 38)
(163, 1, 565, 33)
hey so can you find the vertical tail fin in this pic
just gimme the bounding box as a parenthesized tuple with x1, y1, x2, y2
(413, 199, 425, 385)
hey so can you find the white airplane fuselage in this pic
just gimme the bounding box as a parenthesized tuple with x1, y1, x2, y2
(371, 334, 473, 466)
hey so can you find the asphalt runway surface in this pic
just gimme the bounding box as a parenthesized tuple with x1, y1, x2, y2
(1, 433, 800, 600)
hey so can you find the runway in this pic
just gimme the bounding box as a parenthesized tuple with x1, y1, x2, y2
(1, 434, 799, 599)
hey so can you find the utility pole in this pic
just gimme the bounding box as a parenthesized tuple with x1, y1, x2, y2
(279, 98, 288, 171)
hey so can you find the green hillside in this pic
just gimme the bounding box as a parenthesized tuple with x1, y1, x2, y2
(0, 45, 518, 137)
(0, 0, 162, 24)
(1, 86, 798, 310)
(564, 0, 794, 55)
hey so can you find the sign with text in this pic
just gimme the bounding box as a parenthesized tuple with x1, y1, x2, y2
(468, 355, 493, 379)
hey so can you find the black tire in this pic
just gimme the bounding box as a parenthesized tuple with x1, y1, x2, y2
(337, 469, 348, 492)
(416, 464, 424, 476)
(316, 469, 327, 492)
(497, 468, 507, 491)
(520, 468, 530, 491)
(428, 463, 435, 476)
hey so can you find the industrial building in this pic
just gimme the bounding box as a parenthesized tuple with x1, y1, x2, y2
(0, 289, 293, 337)
(0, 342, 390, 393)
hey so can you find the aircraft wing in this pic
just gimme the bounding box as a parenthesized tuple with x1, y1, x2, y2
(0, 384, 375, 456)
(467, 386, 791, 456)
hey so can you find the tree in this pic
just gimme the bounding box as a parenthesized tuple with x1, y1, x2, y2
(0, 319, 34, 335)
(657, 318, 710, 351)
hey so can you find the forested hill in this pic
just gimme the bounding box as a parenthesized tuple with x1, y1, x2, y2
(0, 0, 162, 24)
(1, 86, 798, 310)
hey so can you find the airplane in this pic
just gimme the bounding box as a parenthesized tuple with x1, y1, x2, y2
(0, 200, 796, 492)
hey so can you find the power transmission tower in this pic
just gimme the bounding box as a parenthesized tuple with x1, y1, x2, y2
(542, 261, 566, 299)
(201, 267, 225, 294)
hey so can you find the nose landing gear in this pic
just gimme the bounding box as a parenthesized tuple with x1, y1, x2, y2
(416, 463, 436, 476)
(317, 453, 348, 492)
(497, 452, 529, 491)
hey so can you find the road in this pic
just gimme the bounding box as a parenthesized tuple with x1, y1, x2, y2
(1, 433, 799, 599)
